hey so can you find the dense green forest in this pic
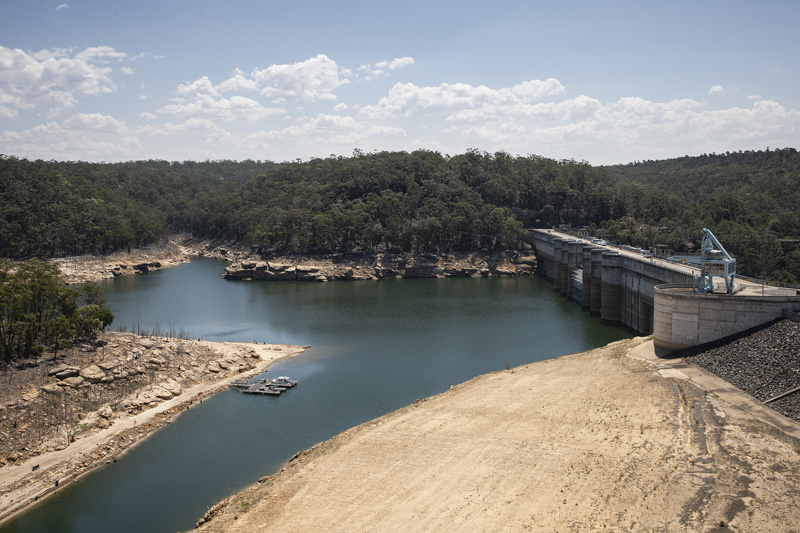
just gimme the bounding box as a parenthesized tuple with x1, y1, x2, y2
(0, 259, 113, 364)
(1, 148, 799, 282)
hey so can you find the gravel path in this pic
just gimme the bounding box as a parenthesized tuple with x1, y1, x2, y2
(678, 319, 800, 422)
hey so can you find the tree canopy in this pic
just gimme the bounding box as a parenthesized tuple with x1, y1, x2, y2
(1, 148, 799, 282)
(0, 259, 113, 365)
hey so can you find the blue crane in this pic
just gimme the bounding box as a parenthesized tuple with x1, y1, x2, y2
(668, 228, 736, 293)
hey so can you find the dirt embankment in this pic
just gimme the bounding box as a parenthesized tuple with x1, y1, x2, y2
(47, 235, 539, 285)
(47, 235, 249, 285)
(196, 337, 800, 532)
(48, 237, 539, 286)
(0, 331, 307, 525)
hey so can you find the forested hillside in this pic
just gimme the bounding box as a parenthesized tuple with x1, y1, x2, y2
(0, 157, 275, 257)
(603, 148, 800, 282)
(1, 148, 799, 282)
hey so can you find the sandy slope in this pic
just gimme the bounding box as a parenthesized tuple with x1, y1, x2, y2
(197, 338, 800, 532)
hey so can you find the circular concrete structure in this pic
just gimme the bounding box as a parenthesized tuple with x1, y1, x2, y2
(654, 283, 800, 351)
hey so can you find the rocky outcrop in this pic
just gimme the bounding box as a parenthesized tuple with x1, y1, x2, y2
(223, 251, 537, 282)
(0, 332, 296, 469)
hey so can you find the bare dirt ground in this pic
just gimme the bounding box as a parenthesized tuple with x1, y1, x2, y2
(0, 334, 306, 525)
(197, 337, 800, 532)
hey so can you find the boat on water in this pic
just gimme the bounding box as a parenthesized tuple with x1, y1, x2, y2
(228, 376, 298, 395)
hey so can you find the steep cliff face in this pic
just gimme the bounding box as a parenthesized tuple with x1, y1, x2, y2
(222, 251, 538, 281)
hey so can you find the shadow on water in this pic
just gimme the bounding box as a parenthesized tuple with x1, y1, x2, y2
(1, 258, 629, 533)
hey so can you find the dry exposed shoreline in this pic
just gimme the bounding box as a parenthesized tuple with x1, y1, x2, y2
(0, 336, 307, 526)
(196, 338, 800, 532)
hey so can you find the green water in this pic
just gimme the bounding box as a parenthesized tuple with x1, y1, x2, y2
(1, 258, 629, 533)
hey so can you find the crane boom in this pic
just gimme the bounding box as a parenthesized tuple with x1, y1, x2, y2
(668, 228, 736, 293)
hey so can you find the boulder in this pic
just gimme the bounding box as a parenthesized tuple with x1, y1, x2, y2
(267, 262, 291, 272)
(62, 376, 85, 388)
(48, 363, 71, 376)
(98, 360, 120, 371)
(222, 267, 254, 280)
(296, 265, 321, 281)
(493, 265, 517, 277)
(80, 365, 106, 383)
(138, 337, 156, 349)
(41, 383, 64, 394)
(162, 381, 182, 396)
(55, 367, 80, 380)
(98, 405, 113, 419)
(152, 387, 173, 400)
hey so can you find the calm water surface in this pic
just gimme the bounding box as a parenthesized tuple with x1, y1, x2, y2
(2, 258, 629, 533)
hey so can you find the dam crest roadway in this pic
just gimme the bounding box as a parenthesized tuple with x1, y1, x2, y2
(529, 229, 800, 352)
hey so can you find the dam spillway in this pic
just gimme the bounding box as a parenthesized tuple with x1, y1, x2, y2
(530, 229, 800, 352)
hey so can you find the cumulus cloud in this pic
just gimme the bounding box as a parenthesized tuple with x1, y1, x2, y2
(166, 57, 356, 122)
(0, 120, 141, 160)
(121, 66, 135, 75)
(359, 56, 415, 80)
(708, 85, 739, 96)
(62, 113, 128, 133)
(56, 3, 68, 9)
(253, 54, 350, 101)
(0, 45, 130, 117)
(358, 78, 566, 119)
(158, 94, 285, 122)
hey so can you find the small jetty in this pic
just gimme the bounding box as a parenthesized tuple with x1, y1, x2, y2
(228, 376, 298, 396)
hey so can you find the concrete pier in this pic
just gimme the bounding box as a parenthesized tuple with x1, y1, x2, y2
(581, 246, 593, 311)
(552, 238, 562, 292)
(590, 248, 603, 316)
(600, 252, 622, 325)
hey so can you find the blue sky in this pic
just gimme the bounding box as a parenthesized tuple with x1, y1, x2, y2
(1, 0, 798, 165)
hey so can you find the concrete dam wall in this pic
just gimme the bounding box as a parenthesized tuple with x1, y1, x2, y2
(530, 229, 800, 351)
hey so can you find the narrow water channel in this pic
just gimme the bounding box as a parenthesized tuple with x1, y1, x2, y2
(2, 258, 630, 533)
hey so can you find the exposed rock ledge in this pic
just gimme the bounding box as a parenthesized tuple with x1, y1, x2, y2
(0, 332, 306, 525)
(222, 251, 538, 282)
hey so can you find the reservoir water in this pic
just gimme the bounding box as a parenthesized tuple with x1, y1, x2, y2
(2, 258, 630, 533)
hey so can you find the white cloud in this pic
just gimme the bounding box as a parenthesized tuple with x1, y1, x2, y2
(333, 102, 348, 111)
(62, 112, 128, 133)
(158, 94, 285, 122)
(56, 3, 68, 9)
(140, 111, 157, 120)
(0, 45, 129, 116)
(708, 85, 739, 96)
(217, 70, 258, 93)
(376, 57, 414, 70)
(121, 66, 135, 75)
(359, 57, 415, 80)
(358, 78, 566, 119)
(252, 54, 349, 101)
(74, 46, 128, 63)
(0, 121, 141, 160)
(748, 94, 761, 100)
